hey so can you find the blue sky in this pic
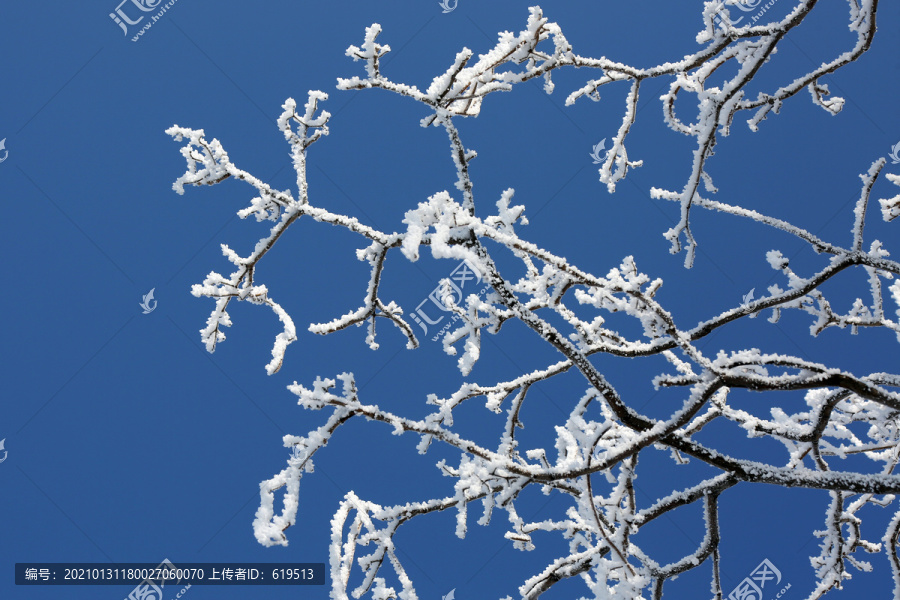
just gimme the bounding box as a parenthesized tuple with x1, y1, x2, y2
(1, 1, 899, 599)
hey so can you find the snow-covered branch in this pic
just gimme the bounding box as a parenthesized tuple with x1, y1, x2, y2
(169, 2, 899, 598)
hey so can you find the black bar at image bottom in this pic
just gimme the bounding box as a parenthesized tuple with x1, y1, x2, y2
(15, 562, 325, 585)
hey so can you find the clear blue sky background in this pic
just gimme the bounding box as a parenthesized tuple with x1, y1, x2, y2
(1, 1, 899, 599)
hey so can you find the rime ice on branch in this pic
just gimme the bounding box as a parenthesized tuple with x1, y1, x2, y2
(168, 2, 900, 598)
